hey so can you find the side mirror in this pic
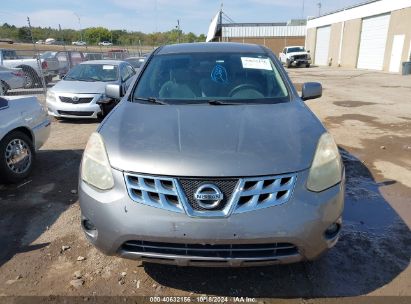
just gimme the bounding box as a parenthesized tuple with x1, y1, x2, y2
(301, 82, 322, 101)
(105, 84, 121, 99)
(307, 50, 311, 53)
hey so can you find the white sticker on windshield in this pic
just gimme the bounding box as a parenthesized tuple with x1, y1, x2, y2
(241, 57, 272, 70)
(103, 65, 115, 70)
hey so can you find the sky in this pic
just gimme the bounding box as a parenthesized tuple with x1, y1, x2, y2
(0, 0, 368, 35)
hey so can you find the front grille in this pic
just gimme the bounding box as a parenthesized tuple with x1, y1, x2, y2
(57, 110, 94, 116)
(124, 173, 297, 217)
(293, 54, 307, 60)
(122, 240, 298, 259)
(124, 174, 185, 213)
(59, 96, 93, 104)
(178, 178, 238, 211)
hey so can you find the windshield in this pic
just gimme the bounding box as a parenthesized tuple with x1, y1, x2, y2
(133, 52, 289, 104)
(64, 64, 119, 82)
(288, 47, 305, 53)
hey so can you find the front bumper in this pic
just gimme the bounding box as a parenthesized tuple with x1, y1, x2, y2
(32, 117, 51, 150)
(290, 59, 312, 66)
(79, 168, 344, 267)
(46, 94, 101, 119)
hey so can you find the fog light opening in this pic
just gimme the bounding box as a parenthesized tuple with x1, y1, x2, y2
(82, 218, 98, 239)
(325, 222, 341, 240)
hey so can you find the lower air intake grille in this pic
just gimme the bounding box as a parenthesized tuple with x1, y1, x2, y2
(57, 110, 94, 116)
(178, 178, 238, 211)
(122, 241, 298, 258)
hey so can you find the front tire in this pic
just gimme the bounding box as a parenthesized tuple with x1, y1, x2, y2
(0, 131, 35, 183)
(21, 67, 38, 89)
(0, 81, 8, 95)
(306, 64, 311, 68)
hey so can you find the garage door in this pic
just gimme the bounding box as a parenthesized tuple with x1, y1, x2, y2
(357, 14, 390, 70)
(315, 26, 331, 66)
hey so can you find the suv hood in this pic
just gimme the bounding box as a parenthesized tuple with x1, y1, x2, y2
(100, 101, 325, 177)
(50, 80, 111, 94)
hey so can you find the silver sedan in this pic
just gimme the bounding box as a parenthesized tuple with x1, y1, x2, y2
(0, 66, 26, 95)
(46, 60, 136, 119)
(0, 96, 50, 183)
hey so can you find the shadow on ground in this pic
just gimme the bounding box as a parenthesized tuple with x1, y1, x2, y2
(0, 149, 83, 267)
(144, 148, 411, 297)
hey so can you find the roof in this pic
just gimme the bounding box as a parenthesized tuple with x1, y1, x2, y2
(309, 0, 380, 20)
(157, 42, 266, 55)
(307, 0, 411, 28)
(222, 22, 287, 27)
(80, 60, 124, 65)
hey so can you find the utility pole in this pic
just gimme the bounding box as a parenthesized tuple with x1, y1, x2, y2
(219, 2, 223, 42)
(302, 0, 305, 20)
(27, 17, 46, 95)
(317, 1, 322, 17)
(74, 12, 83, 41)
(176, 19, 181, 43)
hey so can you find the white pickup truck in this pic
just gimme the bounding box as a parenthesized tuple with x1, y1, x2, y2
(279, 46, 311, 68)
(0, 49, 59, 88)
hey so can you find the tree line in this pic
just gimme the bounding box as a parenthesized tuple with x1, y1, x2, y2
(0, 23, 206, 46)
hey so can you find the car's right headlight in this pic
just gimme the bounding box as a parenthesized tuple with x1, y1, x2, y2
(307, 133, 342, 192)
(81, 132, 114, 190)
(46, 91, 56, 102)
(290, 56, 295, 60)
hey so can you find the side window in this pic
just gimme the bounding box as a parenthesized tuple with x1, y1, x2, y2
(126, 65, 136, 77)
(3, 50, 17, 60)
(57, 52, 68, 63)
(71, 52, 83, 66)
(120, 65, 129, 82)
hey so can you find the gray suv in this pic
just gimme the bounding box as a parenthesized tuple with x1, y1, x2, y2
(79, 43, 344, 267)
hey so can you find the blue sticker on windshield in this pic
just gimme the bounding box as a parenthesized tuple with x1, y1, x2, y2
(211, 64, 228, 84)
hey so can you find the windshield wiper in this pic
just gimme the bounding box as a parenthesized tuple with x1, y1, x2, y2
(208, 100, 242, 105)
(77, 77, 98, 82)
(134, 97, 168, 105)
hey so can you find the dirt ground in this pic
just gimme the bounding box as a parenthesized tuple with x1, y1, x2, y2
(0, 67, 410, 301)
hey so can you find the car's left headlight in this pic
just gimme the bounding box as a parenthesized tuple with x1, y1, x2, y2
(81, 132, 114, 190)
(307, 133, 342, 192)
(46, 91, 56, 102)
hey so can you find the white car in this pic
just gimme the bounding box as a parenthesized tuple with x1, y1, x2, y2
(0, 96, 51, 183)
(98, 41, 113, 46)
(46, 60, 136, 119)
(72, 41, 87, 46)
(279, 46, 311, 68)
(45, 38, 56, 45)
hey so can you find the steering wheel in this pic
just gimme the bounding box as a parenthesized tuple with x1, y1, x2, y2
(228, 83, 260, 97)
